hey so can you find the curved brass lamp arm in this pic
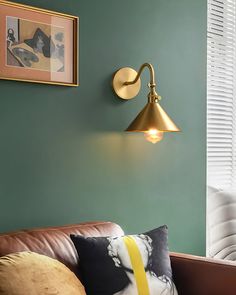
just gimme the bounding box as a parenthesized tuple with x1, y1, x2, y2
(124, 63, 159, 102)
(124, 63, 156, 87)
(112, 63, 161, 101)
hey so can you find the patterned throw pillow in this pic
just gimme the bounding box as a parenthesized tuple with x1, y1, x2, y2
(71, 225, 178, 295)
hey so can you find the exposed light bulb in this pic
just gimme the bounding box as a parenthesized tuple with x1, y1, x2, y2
(144, 129, 164, 144)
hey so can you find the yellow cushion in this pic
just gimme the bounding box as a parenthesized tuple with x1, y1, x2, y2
(0, 252, 86, 295)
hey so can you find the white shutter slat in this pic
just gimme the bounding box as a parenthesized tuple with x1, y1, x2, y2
(207, 0, 236, 190)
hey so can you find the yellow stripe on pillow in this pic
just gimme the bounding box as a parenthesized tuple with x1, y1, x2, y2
(123, 236, 150, 295)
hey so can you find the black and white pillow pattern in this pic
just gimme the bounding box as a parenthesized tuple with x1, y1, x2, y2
(71, 225, 178, 295)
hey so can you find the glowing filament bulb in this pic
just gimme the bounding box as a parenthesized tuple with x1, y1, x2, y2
(144, 129, 164, 144)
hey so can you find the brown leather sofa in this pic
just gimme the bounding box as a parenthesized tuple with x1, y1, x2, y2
(0, 221, 236, 295)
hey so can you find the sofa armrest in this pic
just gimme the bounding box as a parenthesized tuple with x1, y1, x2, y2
(170, 252, 236, 295)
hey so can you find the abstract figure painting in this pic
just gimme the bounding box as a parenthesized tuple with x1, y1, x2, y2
(0, 1, 78, 86)
(7, 18, 66, 72)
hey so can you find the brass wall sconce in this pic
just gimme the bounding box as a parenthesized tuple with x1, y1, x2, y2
(112, 63, 180, 143)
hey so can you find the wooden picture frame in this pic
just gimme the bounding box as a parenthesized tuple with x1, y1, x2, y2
(0, 0, 79, 86)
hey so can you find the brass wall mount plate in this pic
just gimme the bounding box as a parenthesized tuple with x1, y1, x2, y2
(112, 67, 141, 100)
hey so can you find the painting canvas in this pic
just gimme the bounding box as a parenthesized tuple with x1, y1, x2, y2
(0, 1, 78, 86)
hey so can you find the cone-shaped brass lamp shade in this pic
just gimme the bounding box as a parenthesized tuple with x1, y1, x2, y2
(126, 101, 180, 132)
(112, 63, 180, 143)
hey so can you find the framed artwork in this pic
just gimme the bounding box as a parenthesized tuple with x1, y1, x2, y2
(0, 0, 78, 86)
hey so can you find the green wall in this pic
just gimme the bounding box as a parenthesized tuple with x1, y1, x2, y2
(0, 0, 206, 255)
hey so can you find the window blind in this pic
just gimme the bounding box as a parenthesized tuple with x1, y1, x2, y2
(207, 0, 236, 189)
